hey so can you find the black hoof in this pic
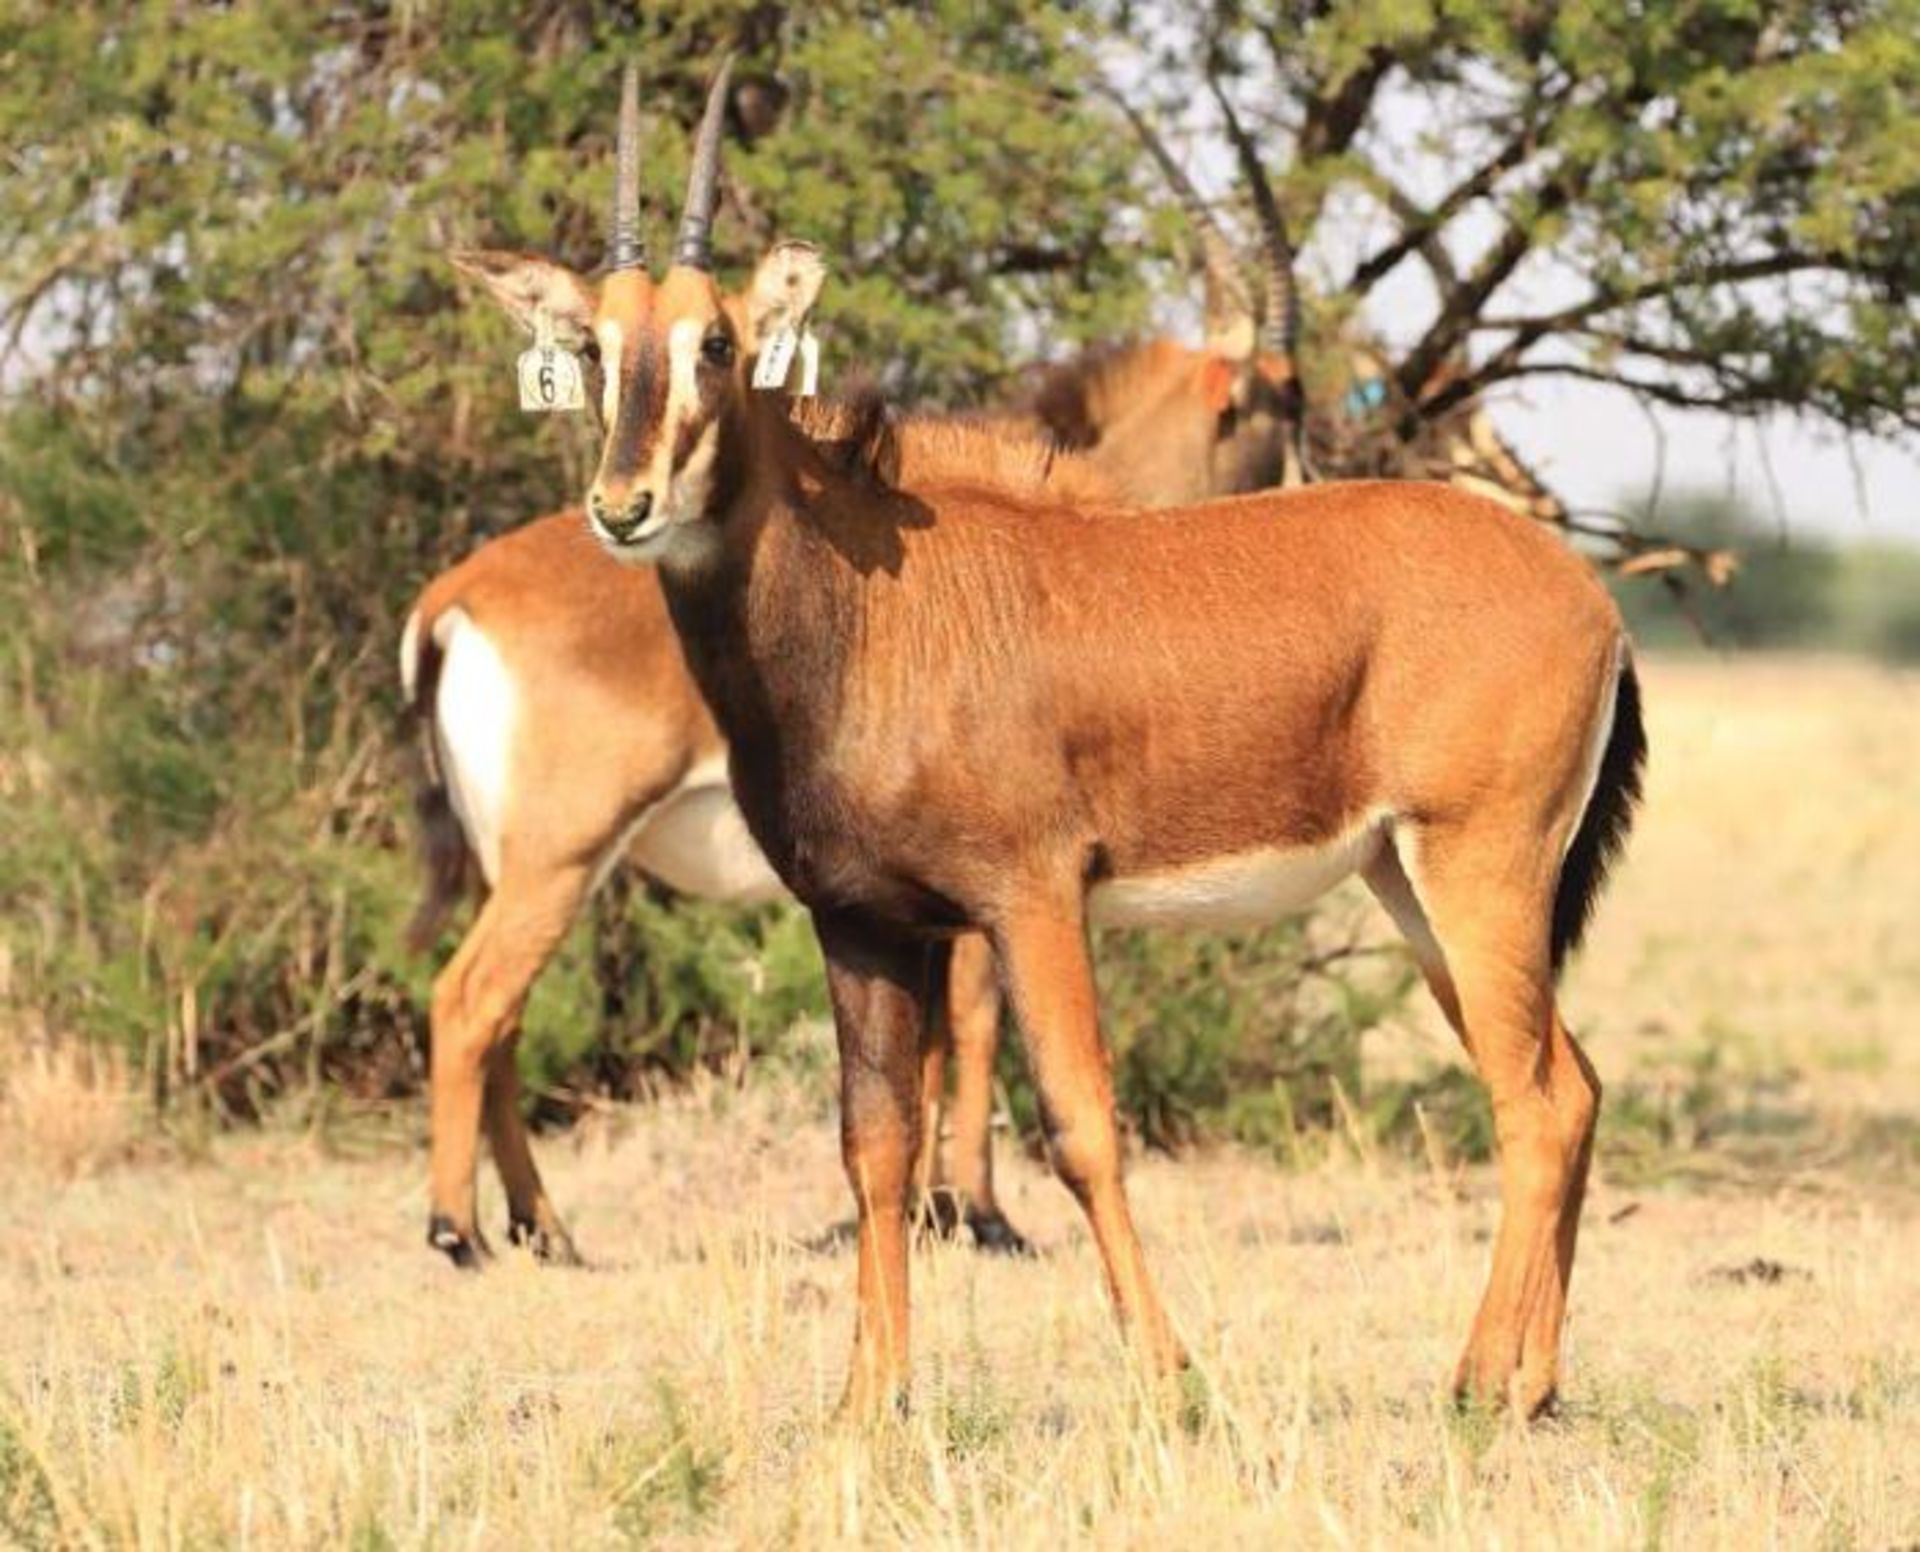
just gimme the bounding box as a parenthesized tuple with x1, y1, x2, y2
(428, 1214, 486, 1270)
(507, 1216, 584, 1267)
(965, 1206, 1035, 1258)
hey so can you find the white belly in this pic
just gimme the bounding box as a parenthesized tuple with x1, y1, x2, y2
(628, 768, 785, 905)
(1089, 818, 1387, 930)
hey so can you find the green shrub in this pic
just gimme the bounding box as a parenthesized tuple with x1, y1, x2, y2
(988, 921, 1416, 1158)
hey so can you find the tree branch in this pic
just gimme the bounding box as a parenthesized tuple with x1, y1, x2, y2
(1472, 250, 1864, 338)
(1392, 171, 1581, 407)
(1296, 44, 1396, 163)
(1346, 118, 1549, 297)
(1489, 360, 1773, 414)
(1422, 248, 1869, 418)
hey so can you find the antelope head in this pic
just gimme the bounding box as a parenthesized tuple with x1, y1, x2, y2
(452, 60, 825, 566)
(1108, 86, 1312, 492)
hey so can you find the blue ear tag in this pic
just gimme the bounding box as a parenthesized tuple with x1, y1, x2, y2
(517, 311, 585, 412)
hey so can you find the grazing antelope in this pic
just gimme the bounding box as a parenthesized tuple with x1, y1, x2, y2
(458, 61, 1645, 1419)
(411, 68, 1336, 1269)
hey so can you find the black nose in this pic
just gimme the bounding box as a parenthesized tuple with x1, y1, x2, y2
(592, 489, 654, 543)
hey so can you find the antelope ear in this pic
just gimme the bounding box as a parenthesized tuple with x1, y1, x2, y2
(1202, 310, 1256, 362)
(1199, 354, 1243, 415)
(742, 240, 826, 346)
(449, 250, 598, 349)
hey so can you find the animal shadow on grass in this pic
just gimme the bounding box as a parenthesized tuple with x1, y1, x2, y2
(796, 1200, 1041, 1259)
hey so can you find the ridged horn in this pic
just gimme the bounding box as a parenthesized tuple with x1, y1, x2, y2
(606, 62, 645, 272)
(1207, 76, 1299, 364)
(672, 53, 734, 272)
(1098, 82, 1255, 343)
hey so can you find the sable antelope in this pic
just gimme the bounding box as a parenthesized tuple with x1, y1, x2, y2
(459, 59, 1645, 1418)
(403, 403, 1086, 1266)
(408, 67, 1037, 1265)
(411, 68, 1345, 1268)
(1106, 90, 1574, 529)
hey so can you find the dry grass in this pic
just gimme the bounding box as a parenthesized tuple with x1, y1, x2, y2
(0, 1007, 138, 1182)
(2, 654, 1917, 1549)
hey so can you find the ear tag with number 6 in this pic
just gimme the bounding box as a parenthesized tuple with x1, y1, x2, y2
(517, 311, 585, 413)
(752, 325, 800, 392)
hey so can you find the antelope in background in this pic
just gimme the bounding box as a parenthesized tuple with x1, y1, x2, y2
(407, 70, 1329, 1268)
(459, 62, 1646, 1419)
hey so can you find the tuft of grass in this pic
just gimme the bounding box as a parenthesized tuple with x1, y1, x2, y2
(0, 1407, 61, 1550)
(597, 1383, 728, 1546)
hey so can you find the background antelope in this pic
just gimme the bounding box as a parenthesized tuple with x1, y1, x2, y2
(411, 68, 1331, 1268)
(460, 62, 1646, 1418)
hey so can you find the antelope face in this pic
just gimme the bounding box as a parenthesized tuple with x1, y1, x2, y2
(451, 240, 824, 566)
(453, 59, 822, 568)
(583, 267, 739, 560)
(1207, 354, 1303, 496)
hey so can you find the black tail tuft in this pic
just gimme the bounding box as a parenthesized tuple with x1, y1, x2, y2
(1551, 657, 1646, 976)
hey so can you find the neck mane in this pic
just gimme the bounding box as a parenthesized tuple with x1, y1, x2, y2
(787, 394, 1123, 505)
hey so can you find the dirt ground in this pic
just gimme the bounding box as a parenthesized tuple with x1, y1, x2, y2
(3, 654, 1917, 1548)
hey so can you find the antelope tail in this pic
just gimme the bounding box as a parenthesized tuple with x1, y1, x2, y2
(1551, 651, 1647, 975)
(399, 607, 477, 955)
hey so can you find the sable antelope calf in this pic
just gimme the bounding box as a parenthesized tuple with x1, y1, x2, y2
(411, 66, 1035, 1264)
(404, 413, 1063, 1266)
(411, 68, 1331, 1268)
(459, 63, 1644, 1418)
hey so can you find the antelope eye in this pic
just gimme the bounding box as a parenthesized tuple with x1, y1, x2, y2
(700, 333, 735, 368)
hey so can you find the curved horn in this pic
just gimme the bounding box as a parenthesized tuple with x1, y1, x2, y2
(606, 62, 645, 272)
(672, 53, 734, 272)
(1098, 82, 1255, 342)
(1207, 77, 1299, 364)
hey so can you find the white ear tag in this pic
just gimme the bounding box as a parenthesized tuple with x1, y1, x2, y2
(752, 325, 800, 391)
(795, 328, 820, 397)
(517, 311, 585, 413)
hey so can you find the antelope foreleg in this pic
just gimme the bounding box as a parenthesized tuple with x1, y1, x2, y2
(818, 917, 942, 1418)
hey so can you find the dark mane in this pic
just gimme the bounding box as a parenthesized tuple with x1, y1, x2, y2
(788, 392, 1123, 506)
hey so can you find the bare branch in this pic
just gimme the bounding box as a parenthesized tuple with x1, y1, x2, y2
(1471, 250, 1864, 338)
(1492, 361, 1777, 415)
(1347, 122, 1547, 297)
(1393, 173, 1580, 407)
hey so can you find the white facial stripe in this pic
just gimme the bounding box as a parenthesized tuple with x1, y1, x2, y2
(640, 317, 705, 496)
(668, 421, 719, 527)
(594, 320, 624, 423)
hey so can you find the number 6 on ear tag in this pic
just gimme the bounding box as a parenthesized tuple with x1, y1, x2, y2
(518, 311, 585, 413)
(751, 325, 800, 392)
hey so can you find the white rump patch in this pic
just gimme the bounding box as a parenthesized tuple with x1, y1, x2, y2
(398, 609, 424, 701)
(431, 608, 516, 887)
(627, 755, 783, 904)
(1562, 636, 1628, 863)
(1090, 815, 1389, 930)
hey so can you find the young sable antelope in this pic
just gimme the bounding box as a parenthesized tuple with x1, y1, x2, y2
(460, 62, 1644, 1419)
(412, 65, 1334, 1268)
